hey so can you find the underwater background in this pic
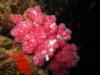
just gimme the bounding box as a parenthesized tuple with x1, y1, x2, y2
(0, 0, 95, 75)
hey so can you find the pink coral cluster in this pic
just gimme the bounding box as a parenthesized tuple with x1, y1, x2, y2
(48, 44, 79, 75)
(10, 5, 79, 69)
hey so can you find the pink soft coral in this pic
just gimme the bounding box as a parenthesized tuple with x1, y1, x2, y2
(48, 43, 79, 75)
(10, 5, 79, 72)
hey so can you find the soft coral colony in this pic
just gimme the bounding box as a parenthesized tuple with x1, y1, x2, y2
(10, 5, 79, 75)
